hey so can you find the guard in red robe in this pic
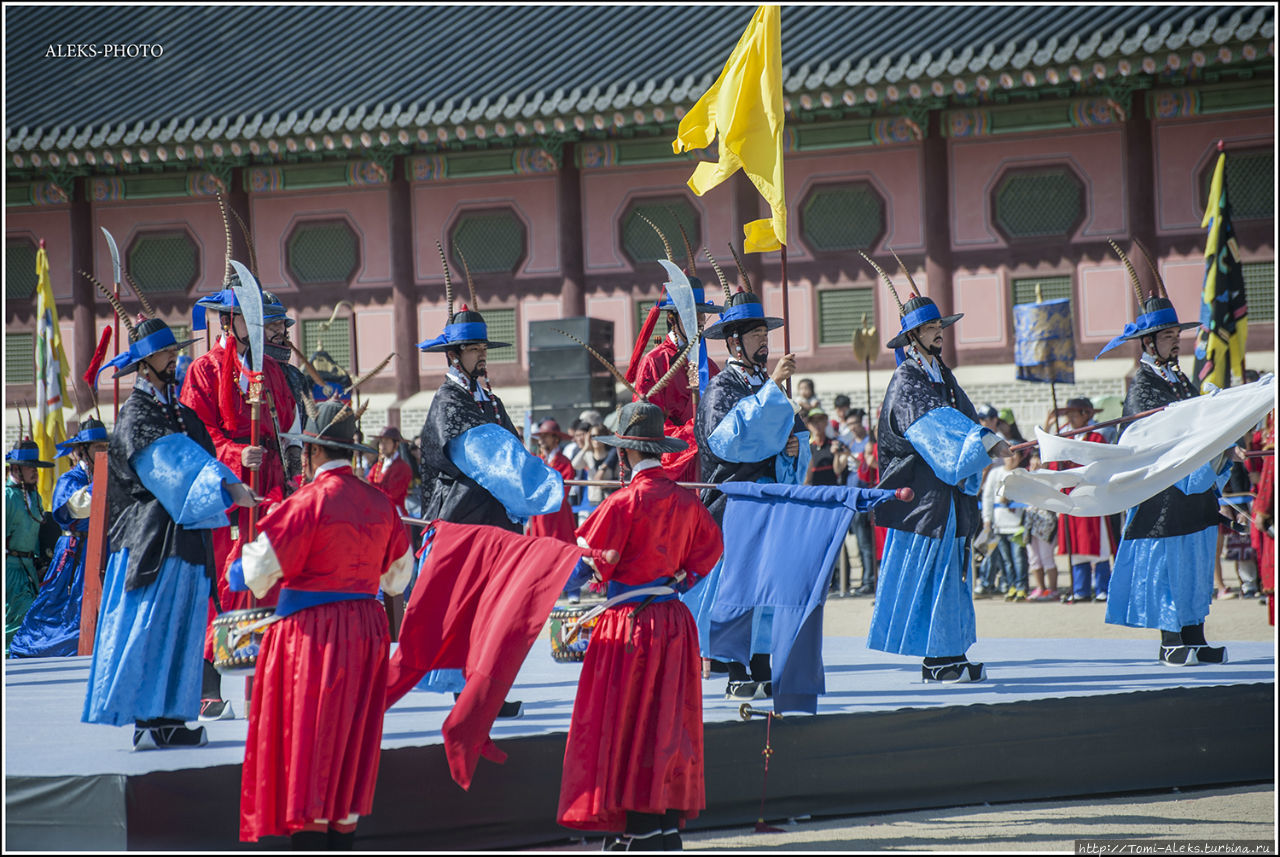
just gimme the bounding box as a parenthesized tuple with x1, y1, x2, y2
(627, 276, 722, 484)
(1251, 411, 1275, 625)
(367, 425, 412, 517)
(182, 283, 301, 721)
(527, 419, 577, 543)
(235, 401, 412, 849)
(181, 285, 300, 608)
(1046, 398, 1116, 602)
(557, 401, 722, 851)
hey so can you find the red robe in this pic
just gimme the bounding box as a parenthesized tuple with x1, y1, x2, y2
(239, 464, 409, 841)
(1251, 414, 1275, 625)
(558, 465, 722, 833)
(180, 340, 297, 614)
(633, 337, 720, 484)
(369, 453, 412, 516)
(527, 449, 576, 542)
(1049, 430, 1114, 559)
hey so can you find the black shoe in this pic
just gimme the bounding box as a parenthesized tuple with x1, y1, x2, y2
(1159, 645, 1199, 666)
(756, 681, 773, 699)
(290, 830, 329, 850)
(725, 681, 758, 699)
(134, 724, 208, 750)
(497, 700, 523, 719)
(662, 829, 683, 851)
(603, 830, 662, 851)
(922, 662, 986, 683)
(198, 698, 234, 721)
(1190, 645, 1228, 664)
(328, 829, 356, 850)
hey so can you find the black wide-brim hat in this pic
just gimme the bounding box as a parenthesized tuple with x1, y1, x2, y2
(111, 317, 198, 378)
(6, 439, 54, 468)
(885, 296, 963, 350)
(702, 292, 784, 340)
(417, 309, 512, 353)
(595, 401, 687, 455)
(281, 400, 377, 455)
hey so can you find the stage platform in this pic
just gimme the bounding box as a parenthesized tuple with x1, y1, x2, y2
(6, 636, 1274, 851)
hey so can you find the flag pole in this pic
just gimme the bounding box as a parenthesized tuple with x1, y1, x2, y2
(780, 243, 790, 396)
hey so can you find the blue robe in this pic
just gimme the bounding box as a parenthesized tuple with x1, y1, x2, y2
(10, 465, 92, 658)
(867, 360, 994, 658)
(83, 430, 237, 727)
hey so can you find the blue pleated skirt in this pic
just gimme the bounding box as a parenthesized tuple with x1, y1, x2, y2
(1105, 525, 1216, 632)
(10, 533, 85, 658)
(82, 547, 210, 727)
(867, 503, 976, 658)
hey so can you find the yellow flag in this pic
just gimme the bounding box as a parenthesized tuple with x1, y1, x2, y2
(34, 243, 70, 507)
(673, 5, 785, 253)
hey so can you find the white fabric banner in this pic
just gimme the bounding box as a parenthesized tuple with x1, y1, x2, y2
(1003, 376, 1276, 517)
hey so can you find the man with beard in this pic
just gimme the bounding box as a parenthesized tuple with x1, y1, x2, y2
(182, 280, 300, 721)
(687, 287, 807, 700)
(1098, 247, 1240, 665)
(5, 436, 52, 655)
(396, 252, 564, 715)
(863, 254, 1009, 683)
(82, 318, 259, 748)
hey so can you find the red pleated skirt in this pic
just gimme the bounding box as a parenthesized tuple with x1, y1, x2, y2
(557, 599, 704, 832)
(239, 599, 390, 841)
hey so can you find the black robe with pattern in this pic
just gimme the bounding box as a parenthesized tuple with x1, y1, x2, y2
(873, 359, 983, 540)
(108, 386, 217, 591)
(695, 369, 805, 526)
(418, 380, 522, 533)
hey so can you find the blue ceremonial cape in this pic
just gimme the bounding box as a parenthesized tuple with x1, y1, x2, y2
(698, 482, 899, 714)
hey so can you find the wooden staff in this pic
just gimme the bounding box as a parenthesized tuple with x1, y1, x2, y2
(77, 449, 110, 655)
(779, 244, 790, 396)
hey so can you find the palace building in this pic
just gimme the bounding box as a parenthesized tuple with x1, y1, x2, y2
(5, 5, 1274, 437)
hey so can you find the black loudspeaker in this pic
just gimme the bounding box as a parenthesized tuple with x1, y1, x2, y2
(528, 317, 618, 432)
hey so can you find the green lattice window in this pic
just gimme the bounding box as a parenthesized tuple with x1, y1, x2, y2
(6, 332, 35, 386)
(621, 198, 700, 269)
(1012, 276, 1072, 306)
(301, 318, 352, 372)
(993, 168, 1084, 240)
(127, 231, 199, 293)
(635, 299, 664, 349)
(1242, 261, 1274, 322)
(286, 221, 359, 285)
(7, 240, 38, 300)
(818, 288, 876, 347)
(450, 210, 526, 275)
(480, 307, 517, 364)
(801, 184, 885, 253)
(1201, 150, 1273, 221)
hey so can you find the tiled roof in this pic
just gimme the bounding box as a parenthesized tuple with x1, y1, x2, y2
(5, 5, 1273, 160)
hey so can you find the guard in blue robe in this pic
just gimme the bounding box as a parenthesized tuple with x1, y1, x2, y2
(1097, 286, 1232, 665)
(862, 260, 1006, 683)
(411, 267, 563, 711)
(81, 318, 257, 750)
(687, 289, 809, 699)
(10, 419, 110, 658)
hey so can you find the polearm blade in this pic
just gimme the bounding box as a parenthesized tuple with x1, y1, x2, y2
(100, 227, 122, 286)
(228, 261, 265, 373)
(228, 260, 266, 548)
(656, 259, 702, 402)
(100, 228, 122, 418)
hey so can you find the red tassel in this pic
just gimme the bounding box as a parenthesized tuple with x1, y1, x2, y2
(217, 337, 241, 419)
(625, 301, 663, 385)
(83, 327, 113, 389)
